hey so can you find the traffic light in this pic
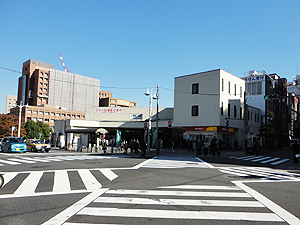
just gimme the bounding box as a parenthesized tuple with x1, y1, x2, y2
(264, 94, 279, 100)
(168, 120, 172, 128)
(144, 122, 148, 130)
(225, 120, 229, 127)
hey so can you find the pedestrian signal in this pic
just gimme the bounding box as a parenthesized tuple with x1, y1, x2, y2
(168, 120, 172, 128)
(144, 122, 148, 130)
(225, 120, 229, 127)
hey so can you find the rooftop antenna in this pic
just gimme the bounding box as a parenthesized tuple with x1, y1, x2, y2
(59, 54, 70, 72)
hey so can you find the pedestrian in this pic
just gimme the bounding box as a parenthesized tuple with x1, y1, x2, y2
(218, 138, 223, 156)
(203, 139, 209, 156)
(196, 139, 202, 157)
(141, 139, 147, 158)
(210, 139, 217, 156)
(172, 140, 175, 154)
(129, 139, 135, 156)
(292, 140, 300, 163)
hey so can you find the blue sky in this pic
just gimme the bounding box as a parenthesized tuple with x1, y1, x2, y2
(1, 0, 300, 113)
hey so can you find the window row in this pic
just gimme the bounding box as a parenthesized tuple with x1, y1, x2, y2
(192, 81, 243, 98)
(192, 104, 243, 119)
(245, 82, 262, 95)
(248, 111, 260, 123)
(28, 117, 54, 123)
(39, 77, 48, 81)
(27, 110, 85, 119)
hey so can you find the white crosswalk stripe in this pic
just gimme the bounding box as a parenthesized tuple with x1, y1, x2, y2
(62, 185, 285, 224)
(141, 156, 211, 168)
(0, 168, 118, 198)
(230, 155, 290, 165)
(218, 166, 300, 180)
(0, 155, 126, 166)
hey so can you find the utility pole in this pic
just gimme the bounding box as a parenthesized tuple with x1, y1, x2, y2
(155, 85, 159, 154)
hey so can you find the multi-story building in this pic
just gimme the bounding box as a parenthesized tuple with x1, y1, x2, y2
(14, 59, 100, 126)
(99, 89, 136, 107)
(173, 69, 245, 148)
(10, 104, 86, 129)
(6, 95, 17, 114)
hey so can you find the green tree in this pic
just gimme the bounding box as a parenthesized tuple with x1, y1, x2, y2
(24, 120, 52, 140)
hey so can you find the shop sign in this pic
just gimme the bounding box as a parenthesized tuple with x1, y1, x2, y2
(94, 108, 123, 113)
(243, 75, 264, 82)
(129, 114, 143, 120)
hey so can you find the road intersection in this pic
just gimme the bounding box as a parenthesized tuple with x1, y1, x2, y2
(0, 149, 300, 224)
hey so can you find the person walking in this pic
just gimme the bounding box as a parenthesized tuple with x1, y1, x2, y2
(203, 139, 209, 156)
(196, 139, 202, 157)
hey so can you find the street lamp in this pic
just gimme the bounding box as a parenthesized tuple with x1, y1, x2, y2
(15, 101, 28, 137)
(145, 88, 157, 155)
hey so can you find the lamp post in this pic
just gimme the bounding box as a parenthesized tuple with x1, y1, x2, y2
(16, 101, 28, 137)
(145, 88, 157, 155)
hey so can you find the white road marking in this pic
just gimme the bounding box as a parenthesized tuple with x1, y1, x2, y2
(251, 156, 271, 162)
(233, 181, 300, 224)
(19, 157, 51, 163)
(158, 185, 241, 190)
(53, 170, 71, 192)
(2, 172, 18, 186)
(42, 188, 109, 225)
(99, 169, 118, 181)
(7, 158, 37, 164)
(94, 196, 264, 207)
(106, 189, 251, 198)
(78, 169, 102, 190)
(0, 159, 21, 165)
(14, 171, 44, 194)
(77, 207, 283, 221)
(243, 156, 264, 161)
(271, 158, 290, 165)
(260, 157, 280, 164)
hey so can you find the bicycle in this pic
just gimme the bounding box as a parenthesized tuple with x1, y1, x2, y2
(0, 173, 4, 188)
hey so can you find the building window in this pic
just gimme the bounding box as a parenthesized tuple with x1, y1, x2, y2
(44, 78, 48, 81)
(40, 72, 43, 76)
(81, 115, 85, 119)
(62, 113, 65, 117)
(192, 105, 199, 116)
(33, 118, 37, 121)
(234, 84, 236, 96)
(38, 118, 43, 122)
(40, 82, 43, 86)
(228, 81, 230, 94)
(40, 77, 43, 81)
(44, 88, 47, 92)
(72, 114, 75, 118)
(45, 118, 49, 122)
(222, 79, 224, 92)
(51, 112, 55, 116)
(33, 111, 37, 114)
(221, 102, 223, 116)
(39, 88, 42, 91)
(27, 117, 31, 121)
(56, 113, 60, 116)
(77, 115, 80, 118)
(50, 119, 54, 123)
(228, 104, 230, 117)
(192, 83, 199, 94)
(39, 111, 43, 115)
(234, 105, 237, 118)
(43, 99, 47, 102)
(240, 86, 242, 98)
(44, 83, 47, 86)
(67, 114, 70, 117)
(240, 107, 242, 119)
(27, 110, 31, 114)
(45, 112, 49, 115)
(45, 73, 48, 76)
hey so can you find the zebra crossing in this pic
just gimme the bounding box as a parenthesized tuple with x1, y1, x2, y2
(0, 168, 118, 198)
(139, 156, 213, 169)
(218, 166, 300, 180)
(53, 184, 288, 224)
(0, 154, 126, 166)
(230, 155, 290, 165)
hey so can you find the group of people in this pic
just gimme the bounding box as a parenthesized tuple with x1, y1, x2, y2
(120, 138, 147, 157)
(187, 138, 222, 157)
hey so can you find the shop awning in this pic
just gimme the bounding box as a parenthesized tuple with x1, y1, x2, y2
(65, 128, 108, 134)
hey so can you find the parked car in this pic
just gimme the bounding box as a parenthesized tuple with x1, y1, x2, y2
(25, 139, 51, 152)
(1, 137, 27, 153)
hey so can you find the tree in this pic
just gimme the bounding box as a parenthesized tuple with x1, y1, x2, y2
(24, 120, 52, 140)
(0, 114, 26, 138)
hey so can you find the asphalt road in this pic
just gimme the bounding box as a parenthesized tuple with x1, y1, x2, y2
(0, 149, 300, 225)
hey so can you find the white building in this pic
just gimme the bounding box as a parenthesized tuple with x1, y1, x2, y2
(173, 69, 245, 147)
(6, 95, 17, 114)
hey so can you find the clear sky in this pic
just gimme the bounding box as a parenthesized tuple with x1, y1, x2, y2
(1, 0, 300, 113)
